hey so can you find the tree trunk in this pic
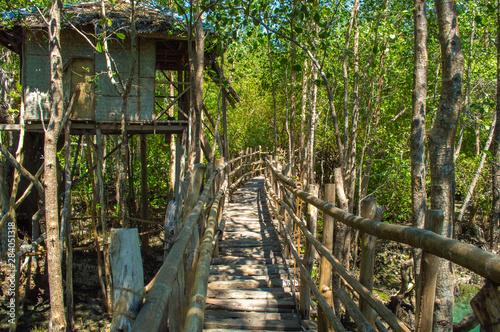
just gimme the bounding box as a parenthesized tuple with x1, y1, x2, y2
(299, 58, 309, 177)
(411, 0, 428, 282)
(430, 0, 464, 329)
(267, 31, 278, 155)
(491, 0, 500, 253)
(187, 5, 204, 170)
(45, 1, 66, 330)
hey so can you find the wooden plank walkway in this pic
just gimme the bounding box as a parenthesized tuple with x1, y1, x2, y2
(204, 177, 316, 331)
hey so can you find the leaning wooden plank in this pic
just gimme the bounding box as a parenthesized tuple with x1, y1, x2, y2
(109, 228, 144, 332)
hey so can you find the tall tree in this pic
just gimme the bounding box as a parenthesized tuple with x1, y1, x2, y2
(45, 0, 66, 329)
(411, 0, 428, 274)
(491, 0, 500, 252)
(430, 0, 464, 329)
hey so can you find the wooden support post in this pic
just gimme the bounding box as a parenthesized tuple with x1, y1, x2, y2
(300, 183, 319, 319)
(359, 198, 381, 328)
(140, 134, 149, 255)
(174, 131, 186, 208)
(215, 158, 224, 193)
(470, 280, 500, 331)
(62, 123, 75, 328)
(96, 129, 113, 314)
(85, 133, 108, 308)
(110, 228, 144, 331)
(283, 166, 292, 258)
(318, 183, 335, 332)
(415, 210, 444, 332)
(206, 162, 214, 205)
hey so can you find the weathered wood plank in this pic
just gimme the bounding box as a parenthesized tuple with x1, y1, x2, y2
(203, 317, 303, 331)
(207, 288, 293, 299)
(205, 298, 296, 311)
(204, 310, 298, 321)
(208, 278, 286, 289)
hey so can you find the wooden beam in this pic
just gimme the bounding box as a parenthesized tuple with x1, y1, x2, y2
(0, 122, 188, 135)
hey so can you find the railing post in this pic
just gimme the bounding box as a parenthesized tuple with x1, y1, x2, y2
(415, 209, 444, 332)
(283, 166, 293, 258)
(300, 183, 319, 319)
(318, 183, 335, 332)
(206, 162, 214, 205)
(359, 198, 381, 328)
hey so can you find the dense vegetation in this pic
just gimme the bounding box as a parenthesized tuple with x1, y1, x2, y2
(0, 0, 499, 330)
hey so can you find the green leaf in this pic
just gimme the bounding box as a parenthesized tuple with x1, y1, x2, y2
(96, 41, 104, 53)
(115, 32, 126, 39)
(481, 149, 492, 158)
(107, 18, 112, 27)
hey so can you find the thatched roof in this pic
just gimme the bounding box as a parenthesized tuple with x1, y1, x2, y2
(2, 1, 187, 33)
(0, 1, 189, 53)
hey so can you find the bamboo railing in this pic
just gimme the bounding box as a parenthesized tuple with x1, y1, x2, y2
(131, 148, 265, 331)
(264, 156, 500, 331)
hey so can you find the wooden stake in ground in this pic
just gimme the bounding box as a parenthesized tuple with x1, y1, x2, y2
(110, 228, 144, 331)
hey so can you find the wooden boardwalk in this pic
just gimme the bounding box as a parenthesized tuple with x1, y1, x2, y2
(204, 177, 314, 331)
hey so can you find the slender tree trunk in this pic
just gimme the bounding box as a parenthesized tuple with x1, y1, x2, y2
(187, 4, 204, 170)
(299, 59, 309, 180)
(430, 0, 464, 329)
(346, 21, 360, 213)
(341, 0, 360, 170)
(457, 115, 496, 227)
(169, 72, 176, 199)
(454, 15, 476, 162)
(306, 61, 318, 186)
(267, 31, 278, 155)
(491, 0, 500, 253)
(289, 42, 297, 169)
(411, 0, 428, 282)
(46, 0, 66, 329)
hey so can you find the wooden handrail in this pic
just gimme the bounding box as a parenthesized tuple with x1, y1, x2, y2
(263, 185, 347, 332)
(265, 158, 500, 284)
(132, 163, 227, 331)
(184, 188, 225, 331)
(264, 178, 410, 332)
(132, 151, 263, 331)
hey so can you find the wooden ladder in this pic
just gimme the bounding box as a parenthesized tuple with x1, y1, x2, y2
(204, 177, 316, 331)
